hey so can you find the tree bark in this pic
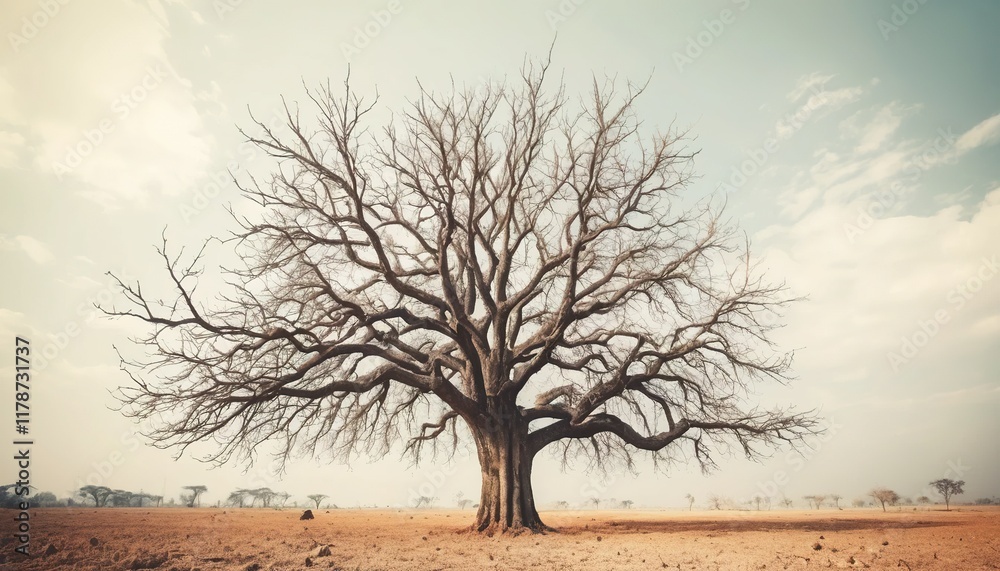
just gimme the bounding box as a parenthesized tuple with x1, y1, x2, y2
(471, 398, 546, 534)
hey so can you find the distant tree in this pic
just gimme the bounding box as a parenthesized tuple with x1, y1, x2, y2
(245, 487, 276, 508)
(870, 488, 900, 512)
(182, 485, 207, 507)
(830, 494, 842, 509)
(917, 496, 930, 505)
(455, 491, 473, 510)
(29, 491, 59, 507)
(79, 485, 113, 507)
(227, 490, 249, 508)
(307, 494, 328, 509)
(555, 500, 570, 509)
(708, 495, 723, 510)
(276, 491, 291, 508)
(588, 497, 601, 510)
(620, 499, 634, 509)
(414, 496, 435, 509)
(133, 492, 156, 507)
(930, 479, 965, 511)
(107, 490, 133, 507)
(974, 498, 996, 505)
(803, 495, 826, 509)
(781, 497, 793, 509)
(851, 498, 866, 508)
(0, 484, 18, 508)
(684, 493, 695, 511)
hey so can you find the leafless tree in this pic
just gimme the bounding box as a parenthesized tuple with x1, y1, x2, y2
(588, 497, 601, 510)
(930, 479, 964, 511)
(870, 488, 899, 512)
(307, 494, 328, 509)
(830, 494, 842, 509)
(456, 491, 473, 510)
(555, 500, 570, 509)
(414, 496, 435, 509)
(620, 499, 634, 509)
(684, 493, 695, 511)
(106, 57, 817, 533)
(275, 491, 291, 508)
(780, 497, 793, 509)
(851, 498, 866, 508)
(708, 495, 724, 510)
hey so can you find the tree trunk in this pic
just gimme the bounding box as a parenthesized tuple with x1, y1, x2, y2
(471, 398, 546, 534)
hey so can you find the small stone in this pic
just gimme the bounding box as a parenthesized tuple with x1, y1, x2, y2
(44, 544, 58, 556)
(313, 545, 332, 557)
(882, 540, 889, 546)
(812, 543, 822, 550)
(89, 537, 100, 547)
(300, 509, 314, 520)
(305, 556, 314, 567)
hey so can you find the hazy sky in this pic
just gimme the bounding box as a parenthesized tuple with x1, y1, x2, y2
(1, 1, 998, 510)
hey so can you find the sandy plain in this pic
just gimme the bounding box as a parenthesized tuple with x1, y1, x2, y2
(5, 506, 999, 570)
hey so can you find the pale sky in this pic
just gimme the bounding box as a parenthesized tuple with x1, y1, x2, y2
(1, 1, 998, 510)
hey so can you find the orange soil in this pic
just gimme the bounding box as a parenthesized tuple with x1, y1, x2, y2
(5, 506, 1000, 570)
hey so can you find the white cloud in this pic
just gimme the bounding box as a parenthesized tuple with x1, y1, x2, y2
(2, 1, 214, 209)
(774, 75, 864, 142)
(786, 73, 835, 103)
(842, 102, 914, 154)
(759, 188, 1000, 408)
(0, 131, 25, 168)
(955, 112, 1000, 154)
(1, 234, 55, 264)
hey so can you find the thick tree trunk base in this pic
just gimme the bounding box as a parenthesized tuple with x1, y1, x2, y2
(470, 399, 549, 534)
(467, 520, 556, 536)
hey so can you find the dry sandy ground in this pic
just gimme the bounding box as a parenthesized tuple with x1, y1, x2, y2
(4, 506, 999, 570)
